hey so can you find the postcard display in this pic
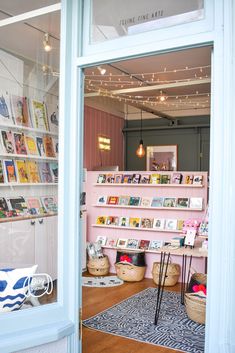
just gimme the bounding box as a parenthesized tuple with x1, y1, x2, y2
(86, 171, 208, 278)
(0, 54, 58, 280)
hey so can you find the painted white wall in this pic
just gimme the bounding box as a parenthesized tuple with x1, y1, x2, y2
(16, 338, 67, 353)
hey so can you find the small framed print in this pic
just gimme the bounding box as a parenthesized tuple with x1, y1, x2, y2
(116, 238, 128, 248)
(141, 218, 153, 228)
(153, 218, 165, 230)
(184, 230, 196, 247)
(165, 219, 178, 231)
(126, 238, 139, 249)
(163, 197, 176, 208)
(139, 239, 150, 250)
(140, 197, 152, 207)
(106, 238, 117, 247)
(177, 198, 189, 208)
(114, 174, 123, 183)
(119, 217, 129, 227)
(96, 236, 107, 246)
(189, 197, 203, 209)
(129, 217, 141, 228)
(149, 240, 164, 250)
(97, 195, 107, 205)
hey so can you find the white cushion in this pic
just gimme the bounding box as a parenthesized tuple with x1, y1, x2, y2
(0, 265, 37, 313)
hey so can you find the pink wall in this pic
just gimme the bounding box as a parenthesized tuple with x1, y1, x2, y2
(84, 106, 124, 171)
(86, 171, 208, 279)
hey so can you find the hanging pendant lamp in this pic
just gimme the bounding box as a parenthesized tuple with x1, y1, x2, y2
(136, 110, 146, 158)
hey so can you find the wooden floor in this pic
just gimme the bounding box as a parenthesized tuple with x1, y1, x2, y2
(82, 276, 183, 353)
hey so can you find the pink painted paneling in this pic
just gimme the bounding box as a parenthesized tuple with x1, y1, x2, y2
(84, 106, 124, 171)
(86, 171, 208, 279)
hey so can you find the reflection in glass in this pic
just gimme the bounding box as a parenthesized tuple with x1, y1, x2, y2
(91, 0, 204, 43)
(0, 9, 60, 312)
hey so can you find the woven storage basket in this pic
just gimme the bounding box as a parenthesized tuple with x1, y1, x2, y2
(115, 263, 146, 282)
(185, 292, 206, 324)
(152, 262, 180, 286)
(87, 255, 109, 276)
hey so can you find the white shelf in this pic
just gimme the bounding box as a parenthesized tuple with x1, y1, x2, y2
(93, 204, 203, 211)
(102, 245, 207, 258)
(92, 224, 182, 233)
(94, 183, 203, 188)
(0, 122, 58, 137)
(0, 183, 58, 187)
(0, 153, 57, 161)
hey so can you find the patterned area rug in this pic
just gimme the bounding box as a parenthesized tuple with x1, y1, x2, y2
(82, 276, 124, 287)
(83, 288, 205, 353)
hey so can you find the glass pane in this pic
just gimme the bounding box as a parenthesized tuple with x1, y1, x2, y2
(0, 9, 60, 312)
(91, 0, 204, 43)
(0, 1, 59, 17)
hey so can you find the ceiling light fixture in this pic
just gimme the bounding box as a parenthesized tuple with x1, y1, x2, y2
(136, 110, 145, 158)
(43, 33, 52, 52)
(97, 66, 106, 75)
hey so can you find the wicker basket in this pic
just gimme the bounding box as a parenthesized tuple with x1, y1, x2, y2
(185, 292, 206, 324)
(87, 255, 109, 276)
(115, 263, 146, 282)
(152, 262, 180, 286)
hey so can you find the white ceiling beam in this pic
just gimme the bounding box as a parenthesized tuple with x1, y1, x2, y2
(84, 78, 211, 98)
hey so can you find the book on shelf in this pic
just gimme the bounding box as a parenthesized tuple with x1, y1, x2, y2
(153, 218, 165, 230)
(36, 136, 46, 157)
(0, 92, 13, 125)
(106, 238, 117, 247)
(106, 174, 115, 183)
(150, 173, 161, 184)
(49, 162, 58, 183)
(46, 102, 59, 134)
(114, 174, 123, 183)
(139, 239, 150, 250)
(189, 197, 203, 209)
(29, 99, 49, 131)
(126, 238, 139, 249)
(177, 219, 184, 230)
(97, 174, 106, 183)
(185, 174, 194, 184)
(0, 197, 9, 218)
(151, 197, 164, 207)
(165, 219, 178, 231)
(107, 196, 119, 205)
(140, 174, 150, 184)
(14, 132, 27, 155)
(15, 160, 29, 183)
(172, 172, 183, 184)
(26, 197, 43, 215)
(40, 196, 57, 213)
(122, 174, 132, 183)
(7, 196, 28, 216)
(106, 216, 119, 226)
(129, 196, 141, 206)
(140, 197, 152, 207)
(97, 195, 107, 205)
(131, 174, 141, 184)
(11, 95, 31, 127)
(53, 137, 59, 158)
(163, 197, 177, 207)
(26, 160, 41, 183)
(25, 135, 39, 155)
(160, 174, 171, 184)
(176, 197, 189, 208)
(0, 130, 16, 154)
(96, 216, 107, 225)
(38, 162, 53, 183)
(118, 195, 130, 206)
(3, 159, 17, 183)
(149, 240, 164, 250)
(193, 175, 203, 185)
(43, 136, 56, 158)
(129, 217, 141, 228)
(119, 216, 129, 227)
(95, 235, 107, 246)
(0, 160, 5, 183)
(141, 217, 153, 228)
(116, 238, 128, 248)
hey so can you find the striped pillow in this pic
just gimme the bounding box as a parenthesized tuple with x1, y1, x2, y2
(0, 265, 37, 313)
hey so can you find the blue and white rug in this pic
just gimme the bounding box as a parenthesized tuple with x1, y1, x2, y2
(83, 288, 205, 353)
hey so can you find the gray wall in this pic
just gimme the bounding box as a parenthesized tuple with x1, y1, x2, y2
(124, 116, 210, 172)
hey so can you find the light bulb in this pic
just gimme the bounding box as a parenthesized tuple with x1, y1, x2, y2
(98, 66, 106, 75)
(43, 33, 52, 52)
(136, 139, 145, 158)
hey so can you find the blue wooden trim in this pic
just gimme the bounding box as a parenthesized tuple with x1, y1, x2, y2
(0, 320, 74, 353)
